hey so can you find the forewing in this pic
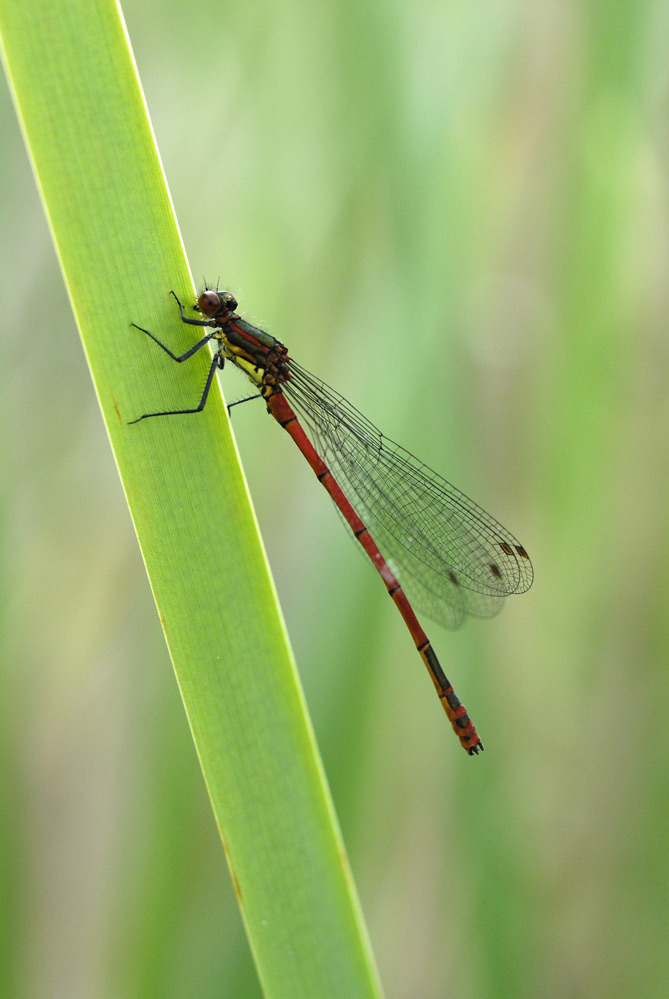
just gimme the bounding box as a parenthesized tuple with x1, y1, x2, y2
(284, 362, 532, 631)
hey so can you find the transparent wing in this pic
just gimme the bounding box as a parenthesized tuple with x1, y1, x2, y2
(283, 360, 533, 631)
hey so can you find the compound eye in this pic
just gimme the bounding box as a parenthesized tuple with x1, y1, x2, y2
(197, 291, 221, 316)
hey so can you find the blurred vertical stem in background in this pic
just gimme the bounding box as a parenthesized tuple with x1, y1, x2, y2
(0, 0, 383, 996)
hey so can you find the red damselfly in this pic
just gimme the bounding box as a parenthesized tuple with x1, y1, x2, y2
(130, 290, 533, 754)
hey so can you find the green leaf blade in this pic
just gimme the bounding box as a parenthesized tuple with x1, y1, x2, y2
(0, 0, 383, 995)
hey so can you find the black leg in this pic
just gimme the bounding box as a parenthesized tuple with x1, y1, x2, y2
(227, 393, 262, 417)
(129, 354, 221, 424)
(170, 290, 213, 328)
(130, 322, 215, 362)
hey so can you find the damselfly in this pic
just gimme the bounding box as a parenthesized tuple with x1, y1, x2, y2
(130, 290, 533, 754)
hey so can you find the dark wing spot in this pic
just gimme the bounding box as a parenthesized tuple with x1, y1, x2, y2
(515, 545, 529, 559)
(489, 563, 502, 579)
(499, 542, 513, 556)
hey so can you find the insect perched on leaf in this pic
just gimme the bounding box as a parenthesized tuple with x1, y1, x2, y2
(131, 289, 533, 753)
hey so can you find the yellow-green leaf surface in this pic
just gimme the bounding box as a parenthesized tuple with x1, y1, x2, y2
(0, 1, 382, 995)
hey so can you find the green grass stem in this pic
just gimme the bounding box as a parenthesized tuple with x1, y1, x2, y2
(0, 0, 383, 995)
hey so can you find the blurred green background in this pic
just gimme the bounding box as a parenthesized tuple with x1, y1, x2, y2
(2, 1, 668, 997)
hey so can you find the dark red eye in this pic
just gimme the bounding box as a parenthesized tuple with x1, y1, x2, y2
(197, 291, 222, 317)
